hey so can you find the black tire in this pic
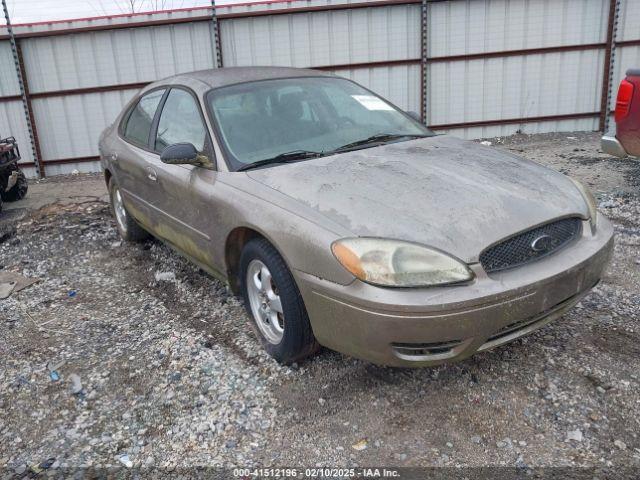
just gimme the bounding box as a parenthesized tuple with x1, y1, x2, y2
(1, 168, 28, 202)
(240, 238, 319, 364)
(108, 178, 149, 242)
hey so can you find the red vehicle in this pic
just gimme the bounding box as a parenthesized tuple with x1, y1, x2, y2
(602, 68, 640, 157)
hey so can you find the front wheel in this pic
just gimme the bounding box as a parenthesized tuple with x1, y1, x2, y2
(240, 238, 319, 364)
(1, 168, 28, 202)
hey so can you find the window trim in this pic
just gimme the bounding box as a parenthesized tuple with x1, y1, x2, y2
(118, 86, 169, 153)
(149, 85, 214, 163)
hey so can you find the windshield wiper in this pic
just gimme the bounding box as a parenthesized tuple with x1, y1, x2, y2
(237, 150, 324, 171)
(332, 133, 429, 153)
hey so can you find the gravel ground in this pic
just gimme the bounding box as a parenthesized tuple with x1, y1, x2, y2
(1, 132, 639, 474)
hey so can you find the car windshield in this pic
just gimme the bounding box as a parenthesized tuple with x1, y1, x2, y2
(206, 77, 433, 170)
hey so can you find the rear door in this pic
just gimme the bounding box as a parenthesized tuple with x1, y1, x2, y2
(146, 87, 219, 269)
(113, 88, 167, 226)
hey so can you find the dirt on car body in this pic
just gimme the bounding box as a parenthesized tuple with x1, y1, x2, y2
(0, 132, 639, 472)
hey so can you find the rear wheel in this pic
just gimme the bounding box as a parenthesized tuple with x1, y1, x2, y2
(240, 238, 319, 364)
(108, 178, 149, 242)
(1, 168, 28, 202)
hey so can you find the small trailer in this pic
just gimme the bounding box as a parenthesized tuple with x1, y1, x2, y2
(0, 135, 28, 212)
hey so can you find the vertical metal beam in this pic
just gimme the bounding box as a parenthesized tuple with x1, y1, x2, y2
(420, 0, 428, 125)
(15, 41, 44, 177)
(600, 0, 621, 132)
(1, 0, 44, 178)
(210, 0, 223, 68)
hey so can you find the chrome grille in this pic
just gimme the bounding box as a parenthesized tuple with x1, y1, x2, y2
(480, 217, 582, 273)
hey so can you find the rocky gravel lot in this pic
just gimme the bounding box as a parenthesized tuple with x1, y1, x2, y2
(0, 132, 639, 475)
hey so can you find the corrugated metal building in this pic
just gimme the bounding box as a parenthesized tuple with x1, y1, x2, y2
(0, 0, 638, 178)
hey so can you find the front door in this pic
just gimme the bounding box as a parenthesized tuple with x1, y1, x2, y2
(146, 87, 219, 270)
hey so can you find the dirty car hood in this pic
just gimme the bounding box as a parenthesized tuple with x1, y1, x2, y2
(246, 135, 588, 263)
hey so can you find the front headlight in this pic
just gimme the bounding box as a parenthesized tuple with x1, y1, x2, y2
(569, 177, 597, 231)
(331, 238, 473, 287)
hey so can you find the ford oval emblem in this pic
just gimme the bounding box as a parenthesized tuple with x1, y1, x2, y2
(531, 234, 554, 253)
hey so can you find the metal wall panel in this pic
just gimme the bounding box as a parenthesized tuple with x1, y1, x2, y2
(22, 22, 218, 93)
(220, 5, 421, 67)
(428, 49, 604, 129)
(218, 0, 402, 16)
(32, 89, 139, 162)
(441, 117, 599, 139)
(428, 0, 608, 57)
(6, 7, 214, 38)
(0, 41, 20, 96)
(0, 99, 34, 165)
(609, 45, 640, 111)
(0, 42, 35, 176)
(43, 160, 102, 177)
(617, 0, 640, 42)
(332, 64, 421, 112)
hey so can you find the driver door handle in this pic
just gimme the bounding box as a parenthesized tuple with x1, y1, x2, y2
(147, 167, 157, 182)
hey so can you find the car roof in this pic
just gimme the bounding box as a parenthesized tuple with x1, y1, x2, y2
(146, 67, 338, 94)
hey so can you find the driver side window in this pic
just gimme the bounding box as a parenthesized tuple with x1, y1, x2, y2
(155, 89, 207, 153)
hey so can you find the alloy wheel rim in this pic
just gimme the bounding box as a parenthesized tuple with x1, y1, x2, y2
(246, 259, 284, 344)
(113, 188, 128, 234)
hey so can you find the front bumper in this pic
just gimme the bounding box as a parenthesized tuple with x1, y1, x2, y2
(295, 215, 614, 367)
(601, 134, 628, 158)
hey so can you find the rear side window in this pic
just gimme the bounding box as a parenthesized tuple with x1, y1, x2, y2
(155, 89, 207, 152)
(123, 89, 165, 146)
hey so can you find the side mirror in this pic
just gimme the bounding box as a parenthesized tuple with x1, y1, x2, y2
(160, 143, 214, 169)
(406, 111, 422, 122)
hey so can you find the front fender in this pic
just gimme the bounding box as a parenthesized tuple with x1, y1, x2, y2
(211, 176, 357, 287)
